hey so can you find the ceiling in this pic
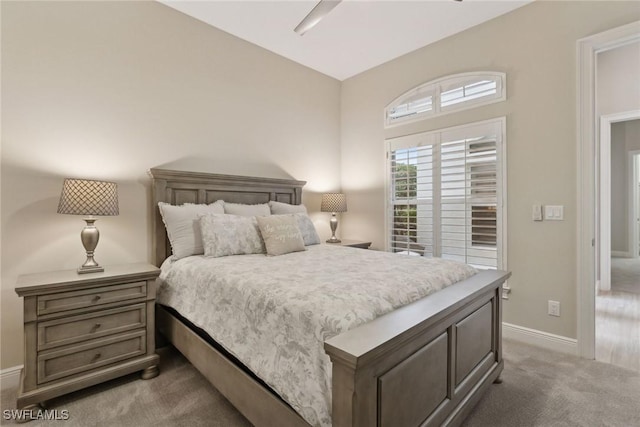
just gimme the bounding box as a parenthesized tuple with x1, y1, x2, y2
(159, 0, 531, 81)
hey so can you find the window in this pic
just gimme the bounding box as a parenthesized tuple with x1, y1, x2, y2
(387, 119, 506, 269)
(441, 79, 498, 108)
(384, 72, 505, 128)
(387, 88, 434, 122)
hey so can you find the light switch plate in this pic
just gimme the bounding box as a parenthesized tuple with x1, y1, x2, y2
(532, 204, 543, 221)
(544, 205, 564, 220)
(548, 300, 560, 317)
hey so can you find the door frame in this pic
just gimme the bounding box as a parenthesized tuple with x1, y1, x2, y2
(630, 150, 640, 259)
(577, 21, 640, 359)
(599, 111, 640, 292)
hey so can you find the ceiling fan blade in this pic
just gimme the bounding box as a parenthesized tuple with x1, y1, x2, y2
(294, 0, 342, 36)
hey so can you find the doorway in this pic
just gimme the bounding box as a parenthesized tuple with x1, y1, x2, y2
(599, 114, 640, 292)
(595, 117, 640, 372)
(576, 21, 640, 363)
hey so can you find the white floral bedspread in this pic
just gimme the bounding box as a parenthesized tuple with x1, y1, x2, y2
(157, 244, 476, 426)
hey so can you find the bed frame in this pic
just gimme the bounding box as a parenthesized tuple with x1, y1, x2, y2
(149, 168, 511, 427)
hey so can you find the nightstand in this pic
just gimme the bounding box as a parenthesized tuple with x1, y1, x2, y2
(14, 263, 160, 415)
(333, 239, 372, 249)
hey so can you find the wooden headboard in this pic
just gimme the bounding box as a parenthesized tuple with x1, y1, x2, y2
(149, 168, 306, 266)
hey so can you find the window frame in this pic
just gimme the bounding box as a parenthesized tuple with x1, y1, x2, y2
(384, 72, 506, 128)
(384, 117, 507, 271)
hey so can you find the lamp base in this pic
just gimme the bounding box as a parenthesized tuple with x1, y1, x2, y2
(77, 218, 103, 275)
(327, 213, 341, 244)
(77, 265, 104, 274)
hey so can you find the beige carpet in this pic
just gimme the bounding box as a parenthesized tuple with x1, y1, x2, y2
(2, 339, 639, 426)
(1, 347, 251, 427)
(611, 257, 640, 294)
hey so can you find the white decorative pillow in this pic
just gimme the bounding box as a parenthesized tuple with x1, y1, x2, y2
(256, 215, 306, 256)
(200, 214, 265, 258)
(224, 202, 271, 217)
(293, 213, 320, 246)
(268, 200, 307, 215)
(158, 201, 225, 260)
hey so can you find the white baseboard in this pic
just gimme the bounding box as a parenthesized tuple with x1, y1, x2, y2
(0, 365, 22, 391)
(611, 250, 631, 258)
(503, 322, 578, 355)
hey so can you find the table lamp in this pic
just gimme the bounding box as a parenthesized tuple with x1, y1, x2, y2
(57, 178, 119, 274)
(321, 193, 347, 243)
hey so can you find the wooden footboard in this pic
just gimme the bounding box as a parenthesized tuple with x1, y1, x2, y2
(325, 270, 509, 427)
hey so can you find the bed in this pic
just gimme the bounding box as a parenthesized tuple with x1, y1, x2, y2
(149, 168, 511, 427)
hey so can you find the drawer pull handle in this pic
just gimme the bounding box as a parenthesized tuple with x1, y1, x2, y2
(91, 323, 101, 332)
(92, 353, 101, 362)
(92, 295, 102, 303)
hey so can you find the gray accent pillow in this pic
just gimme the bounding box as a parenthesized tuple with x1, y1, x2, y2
(269, 200, 307, 215)
(158, 201, 225, 260)
(224, 202, 271, 217)
(200, 214, 266, 258)
(256, 215, 306, 256)
(294, 213, 320, 246)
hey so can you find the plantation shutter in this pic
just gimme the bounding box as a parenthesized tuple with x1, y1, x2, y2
(439, 133, 498, 268)
(388, 120, 503, 269)
(387, 89, 435, 123)
(440, 78, 500, 110)
(389, 143, 434, 256)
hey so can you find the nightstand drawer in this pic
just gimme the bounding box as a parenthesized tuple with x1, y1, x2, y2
(37, 281, 147, 316)
(38, 304, 146, 351)
(37, 330, 146, 384)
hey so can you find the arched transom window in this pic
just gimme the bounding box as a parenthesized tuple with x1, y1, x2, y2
(385, 72, 506, 128)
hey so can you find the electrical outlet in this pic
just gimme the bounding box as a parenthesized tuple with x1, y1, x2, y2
(502, 284, 511, 300)
(548, 300, 560, 317)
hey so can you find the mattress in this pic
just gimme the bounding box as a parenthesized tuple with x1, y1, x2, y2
(156, 244, 476, 426)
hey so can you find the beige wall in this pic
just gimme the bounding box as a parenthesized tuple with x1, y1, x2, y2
(611, 120, 640, 254)
(340, 1, 640, 339)
(598, 41, 640, 117)
(1, 1, 341, 369)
